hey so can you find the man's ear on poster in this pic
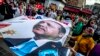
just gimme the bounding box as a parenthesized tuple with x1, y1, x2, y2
(59, 33, 64, 38)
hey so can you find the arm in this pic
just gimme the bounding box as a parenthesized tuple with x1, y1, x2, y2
(75, 53, 84, 56)
(70, 34, 82, 41)
(87, 38, 95, 56)
(70, 37, 77, 41)
(70, 47, 84, 56)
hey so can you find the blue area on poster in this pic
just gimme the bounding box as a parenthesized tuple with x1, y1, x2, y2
(10, 40, 37, 56)
(38, 49, 58, 56)
(36, 16, 42, 19)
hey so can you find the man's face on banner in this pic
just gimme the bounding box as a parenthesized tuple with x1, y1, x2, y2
(33, 20, 66, 40)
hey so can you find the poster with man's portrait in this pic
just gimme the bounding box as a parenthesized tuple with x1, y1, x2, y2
(0, 18, 70, 56)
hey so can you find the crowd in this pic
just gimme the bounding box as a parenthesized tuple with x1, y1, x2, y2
(0, 0, 100, 56)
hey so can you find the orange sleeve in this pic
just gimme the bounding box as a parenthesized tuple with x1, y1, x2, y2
(87, 38, 95, 51)
(76, 34, 83, 42)
(74, 34, 83, 51)
(71, 34, 83, 41)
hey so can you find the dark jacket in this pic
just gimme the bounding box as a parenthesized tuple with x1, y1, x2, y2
(26, 42, 69, 56)
(0, 3, 13, 19)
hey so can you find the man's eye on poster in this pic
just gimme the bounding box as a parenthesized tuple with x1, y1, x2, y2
(0, 16, 71, 56)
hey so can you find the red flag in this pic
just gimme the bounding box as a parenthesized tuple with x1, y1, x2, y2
(35, 3, 43, 9)
(0, 23, 10, 29)
(0, 0, 3, 5)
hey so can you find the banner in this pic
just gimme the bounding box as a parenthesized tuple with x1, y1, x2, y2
(0, 17, 71, 56)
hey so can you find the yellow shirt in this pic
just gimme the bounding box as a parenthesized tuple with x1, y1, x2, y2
(74, 34, 95, 54)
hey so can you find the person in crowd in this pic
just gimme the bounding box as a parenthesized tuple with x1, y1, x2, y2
(26, 4, 37, 19)
(70, 13, 75, 22)
(22, 2, 26, 14)
(68, 38, 84, 56)
(86, 19, 98, 42)
(71, 27, 95, 56)
(0, 0, 14, 20)
(93, 27, 100, 43)
(88, 43, 100, 56)
(56, 10, 63, 21)
(14, 2, 24, 17)
(45, 8, 51, 17)
(63, 12, 70, 20)
(49, 3, 57, 19)
(74, 15, 79, 24)
(86, 19, 97, 30)
(9, 2, 17, 16)
(26, 4, 33, 16)
(1, 20, 66, 56)
(63, 12, 71, 20)
(49, 9, 57, 19)
(90, 19, 97, 30)
(72, 20, 84, 36)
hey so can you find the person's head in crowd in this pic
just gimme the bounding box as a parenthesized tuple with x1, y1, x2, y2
(90, 19, 97, 26)
(50, 3, 57, 12)
(57, 10, 62, 16)
(86, 18, 96, 27)
(82, 27, 94, 37)
(33, 20, 66, 40)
